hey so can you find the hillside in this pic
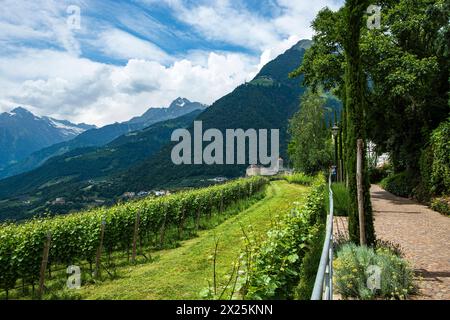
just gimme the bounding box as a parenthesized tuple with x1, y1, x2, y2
(0, 107, 95, 169)
(0, 110, 202, 221)
(0, 99, 207, 179)
(113, 40, 341, 191)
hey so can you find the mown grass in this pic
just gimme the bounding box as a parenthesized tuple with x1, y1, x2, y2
(284, 173, 315, 186)
(47, 181, 309, 300)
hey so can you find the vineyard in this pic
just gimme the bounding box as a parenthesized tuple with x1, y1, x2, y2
(0, 176, 268, 298)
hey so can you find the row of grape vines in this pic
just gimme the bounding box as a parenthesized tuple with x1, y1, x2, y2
(0, 176, 268, 297)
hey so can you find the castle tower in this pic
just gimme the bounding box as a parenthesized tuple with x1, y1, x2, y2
(277, 157, 284, 171)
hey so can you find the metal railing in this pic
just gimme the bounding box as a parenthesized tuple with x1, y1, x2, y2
(311, 173, 334, 300)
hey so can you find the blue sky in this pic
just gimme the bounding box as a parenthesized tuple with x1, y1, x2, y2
(0, 0, 343, 126)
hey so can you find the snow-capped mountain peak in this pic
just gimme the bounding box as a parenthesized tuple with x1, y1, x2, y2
(0, 107, 96, 168)
(47, 118, 89, 136)
(171, 97, 190, 108)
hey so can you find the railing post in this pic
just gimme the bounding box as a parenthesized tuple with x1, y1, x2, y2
(329, 234, 334, 300)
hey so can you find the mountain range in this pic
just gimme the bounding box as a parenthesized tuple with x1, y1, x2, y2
(0, 107, 95, 169)
(114, 39, 341, 191)
(0, 99, 207, 179)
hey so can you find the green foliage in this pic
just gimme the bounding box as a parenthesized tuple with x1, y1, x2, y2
(0, 177, 268, 295)
(362, 0, 449, 174)
(416, 145, 434, 202)
(294, 223, 325, 299)
(293, 0, 449, 242)
(380, 172, 415, 198)
(0, 225, 18, 296)
(332, 182, 349, 216)
(413, 119, 450, 202)
(250, 76, 275, 87)
(374, 239, 405, 258)
(342, 0, 375, 246)
(431, 196, 450, 216)
(283, 173, 315, 186)
(244, 175, 326, 299)
(380, 119, 450, 203)
(334, 243, 415, 300)
(369, 164, 391, 184)
(288, 90, 334, 174)
(430, 119, 450, 195)
(294, 0, 376, 245)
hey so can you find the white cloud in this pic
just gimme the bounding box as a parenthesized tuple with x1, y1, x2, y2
(0, 0, 345, 127)
(257, 35, 302, 70)
(154, 0, 342, 52)
(0, 0, 81, 55)
(0, 49, 259, 126)
(96, 29, 173, 64)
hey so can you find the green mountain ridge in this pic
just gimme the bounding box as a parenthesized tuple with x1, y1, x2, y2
(0, 110, 202, 221)
(107, 40, 340, 191)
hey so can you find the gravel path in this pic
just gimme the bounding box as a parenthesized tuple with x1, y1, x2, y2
(371, 184, 450, 300)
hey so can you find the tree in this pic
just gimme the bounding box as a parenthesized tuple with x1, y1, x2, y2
(291, 0, 449, 243)
(288, 90, 333, 174)
(362, 0, 449, 173)
(293, 0, 449, 174)
(291, 1, 376, 244)
(341, 0, 375, 245)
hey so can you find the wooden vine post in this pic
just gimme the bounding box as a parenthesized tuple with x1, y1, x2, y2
(356, 139, 366, 245)
(132, 211, 141, 263)
(38, 232, 52, 299)
(196, 206, 201, 231)
(178, 208, 186, 239)
(160, 206, 168, 247)
(95, 220, 106, 278)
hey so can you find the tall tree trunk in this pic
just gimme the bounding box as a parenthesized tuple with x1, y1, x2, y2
(343, 0, 375, 245)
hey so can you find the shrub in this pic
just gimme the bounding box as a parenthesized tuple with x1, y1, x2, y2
(331, 182, 349, 216)
(417, 145, 434, 202)
(380, 172, 415, 198)
(374, 239, 404, 258)
(294, 223, 325, 299)
(369, 164, 391, 184)
(430, 119, 450, 195)
(284, 173, 315, 186)
(431, 196, 450, 216)
(334, 243, 415, 300)
(410, 120, 450, 204)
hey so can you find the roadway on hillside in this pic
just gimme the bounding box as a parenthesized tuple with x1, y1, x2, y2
(77, 181, 309, 300)
(371, 185, 450, 300)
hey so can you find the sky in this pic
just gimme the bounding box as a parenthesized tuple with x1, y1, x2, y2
(0, 0, 343, 126)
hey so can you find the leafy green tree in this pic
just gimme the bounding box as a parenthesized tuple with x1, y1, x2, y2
(288, 90, 333, 174)
(362, 0, 449, 173)
(291, 1, 376, 244)
(293, 0, 449, 173)
(291, 0, 449, 242)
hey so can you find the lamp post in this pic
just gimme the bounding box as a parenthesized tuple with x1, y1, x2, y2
(332, 124, 339, 181)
